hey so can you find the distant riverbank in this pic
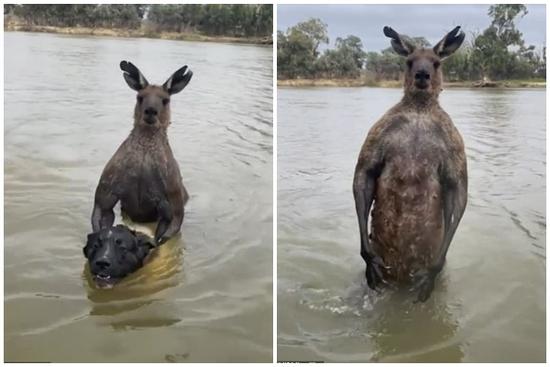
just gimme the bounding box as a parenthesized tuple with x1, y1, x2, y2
(4, 23, 272, 45)
(278, 78, 546, 88)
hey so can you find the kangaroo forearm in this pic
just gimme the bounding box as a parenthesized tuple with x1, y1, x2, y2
(91, 205, 102, 232)
(154, 190, 184, 244)
(353, 168, 376, 257)
(155, 218, 182, 244)
(435, 186, 467, 269)
(91, 204, 115, 232)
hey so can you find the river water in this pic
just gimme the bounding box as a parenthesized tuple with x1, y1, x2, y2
(5, 32, 273, 362)
(278, 86, 545, 362)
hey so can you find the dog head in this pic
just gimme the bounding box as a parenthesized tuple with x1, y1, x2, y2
(84, 225, 155, 288)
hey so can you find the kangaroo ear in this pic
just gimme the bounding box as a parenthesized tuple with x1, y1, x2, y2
(384, 26, 415, 57)
(163, 65, 193, 95)
(120, 60, 149, 91)
(433, 26, 465, 59)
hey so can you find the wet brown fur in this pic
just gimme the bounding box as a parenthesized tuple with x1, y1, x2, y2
(358, 100, 466, 281)
(353, 27, 467, 300)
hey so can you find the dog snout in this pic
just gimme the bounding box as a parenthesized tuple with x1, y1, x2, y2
(94, 259, 111, 270)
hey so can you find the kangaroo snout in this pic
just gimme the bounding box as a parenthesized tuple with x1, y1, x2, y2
(415, 70, 430, 80)
(144, 107, 158, 116)
(144, 106, 158, 124)
(414, 69, 430, 89)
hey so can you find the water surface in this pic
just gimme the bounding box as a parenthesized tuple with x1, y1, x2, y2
(277, 86, 545, 362)
(5, 32, 273, 362)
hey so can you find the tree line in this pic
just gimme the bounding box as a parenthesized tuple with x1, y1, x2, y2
(278, 5, 545, 81)
(5, 4, 273, 38)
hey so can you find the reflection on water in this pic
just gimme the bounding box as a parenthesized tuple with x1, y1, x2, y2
(367, 283, 462, 362)
(277, 87, 545, 362)
(5, 32, 273, 362)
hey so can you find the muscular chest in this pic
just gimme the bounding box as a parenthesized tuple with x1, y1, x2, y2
(109, 139, 172, 189)
(378, 115, 450, 187)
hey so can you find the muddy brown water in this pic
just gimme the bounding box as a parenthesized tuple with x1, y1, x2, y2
(5, 32, 273, 362)
(277, 86, 545, 362)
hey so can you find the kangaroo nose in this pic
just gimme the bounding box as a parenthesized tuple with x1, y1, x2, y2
(94, 259, 111, 270)
(415, 70, 430, 80)
(144, 107, 158, 116)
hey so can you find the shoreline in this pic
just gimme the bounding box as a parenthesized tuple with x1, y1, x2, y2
(4, 23, 273, 46)
(277, 78, 546, 89)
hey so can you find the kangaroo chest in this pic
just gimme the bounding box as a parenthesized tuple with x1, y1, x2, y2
(112, 138, 172, 221)
(370, 113, 447, 278)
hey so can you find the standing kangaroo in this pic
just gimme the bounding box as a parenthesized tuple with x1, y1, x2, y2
(92, 61, 193, 244)
(353, 26, 468, 302)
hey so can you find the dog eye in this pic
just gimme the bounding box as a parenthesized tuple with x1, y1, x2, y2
(93, 242, 101, 249)
(137, 96, 144, 104)
(162, 98, 169, 106)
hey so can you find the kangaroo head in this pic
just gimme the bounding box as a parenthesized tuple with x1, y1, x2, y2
(120, 61, 193, 129)
(384, 26, 464, 97)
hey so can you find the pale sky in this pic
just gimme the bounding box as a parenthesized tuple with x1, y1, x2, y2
(278, 4, 546, 51)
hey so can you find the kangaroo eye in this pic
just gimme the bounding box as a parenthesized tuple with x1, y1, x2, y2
(115, 238, 122, 245)
(162, 98, 169, 106)
(434, 61, 441, 69)
(406, 60, 413, 68)
(137, 96, 144, 104)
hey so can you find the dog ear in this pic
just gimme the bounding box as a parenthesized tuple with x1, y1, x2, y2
(136, 233, 156, 250)
(135, 233, 156, 263)
(84, 232, 99, 258)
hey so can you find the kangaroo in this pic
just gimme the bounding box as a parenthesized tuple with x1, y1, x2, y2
(92, 61, 193, 245)
(353, 26, 468, 302)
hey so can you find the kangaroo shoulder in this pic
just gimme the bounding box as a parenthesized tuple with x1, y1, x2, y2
(358, 108, 409, 166)
(433, 109, 464, 149)
(432, 109, 467, 180)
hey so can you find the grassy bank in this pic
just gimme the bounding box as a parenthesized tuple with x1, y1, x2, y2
(4, 22, 272, 45)
(278, 78, 546, 88)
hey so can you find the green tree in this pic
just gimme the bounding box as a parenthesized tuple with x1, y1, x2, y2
(278, 28, 318, 78)
(277, 18, 331, 78)
(489, 4, 528, 45)
(335, 35, 366, 70)
(9, 4, 272, 38)
(408, 36, 431, 48)
(293, 18, 329, 57)
(472, 4, 537, 80)
(11, 4, 143, 29)
(365, 47, 403, 80)
(316, 35, 366, 78)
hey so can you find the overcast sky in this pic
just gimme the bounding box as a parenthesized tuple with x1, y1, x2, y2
(278, 4, 546, 51)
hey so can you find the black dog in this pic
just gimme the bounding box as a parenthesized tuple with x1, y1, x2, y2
(84, 225, 155, 288)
